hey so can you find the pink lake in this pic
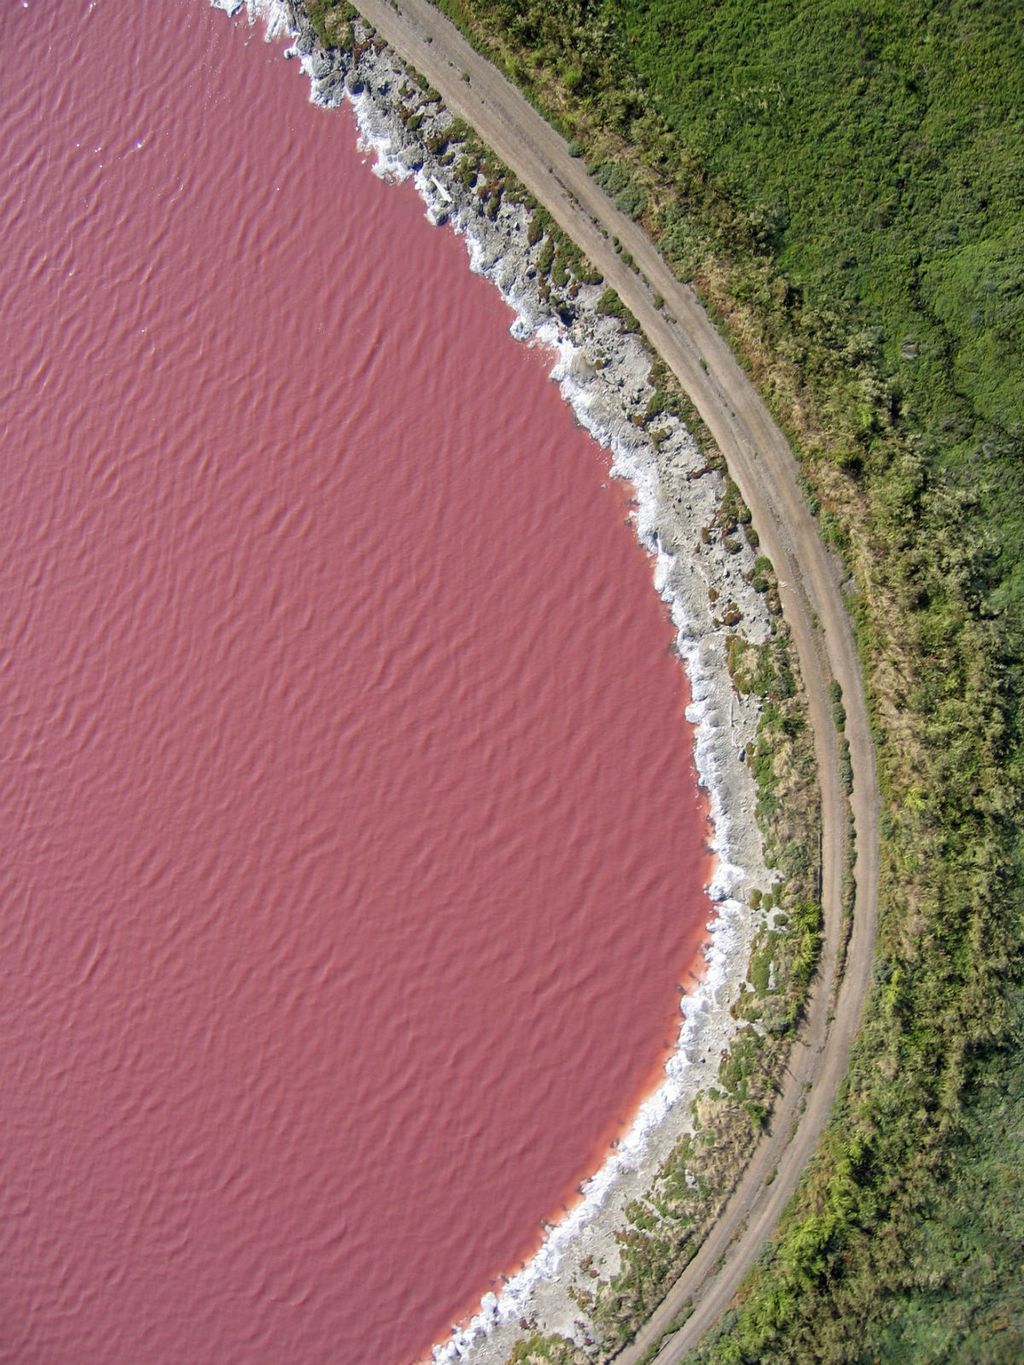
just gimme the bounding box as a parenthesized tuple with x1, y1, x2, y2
(0, 3, 712, 1360)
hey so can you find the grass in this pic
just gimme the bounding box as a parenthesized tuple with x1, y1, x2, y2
(859, 996, 1024, 1359)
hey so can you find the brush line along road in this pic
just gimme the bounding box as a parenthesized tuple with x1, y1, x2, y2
(345, 2, 881, 1357)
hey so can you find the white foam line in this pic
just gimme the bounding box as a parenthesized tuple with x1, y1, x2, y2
(209, 6, 766, 1359)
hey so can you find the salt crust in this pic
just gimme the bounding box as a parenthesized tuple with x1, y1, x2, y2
(211, 4, 777, 1358)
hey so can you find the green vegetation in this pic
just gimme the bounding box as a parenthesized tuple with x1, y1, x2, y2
(697, 992, 1024, 1363)
(857, 998, 1024, 1361)
(507, 1335, 586, 1364)
(306, 0, 356, 46)
(595, 286, 640, 331)
(413, 0, 1024, 1357)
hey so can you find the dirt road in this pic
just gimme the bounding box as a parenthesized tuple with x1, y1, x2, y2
(345, 1, 880, 1356)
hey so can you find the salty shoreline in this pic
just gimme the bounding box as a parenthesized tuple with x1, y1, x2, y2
(213, 3, 778, 1358)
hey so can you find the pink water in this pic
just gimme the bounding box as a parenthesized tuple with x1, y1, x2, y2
(0, 4, 713, 1360)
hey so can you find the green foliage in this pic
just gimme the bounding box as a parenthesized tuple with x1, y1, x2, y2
(595, 288, 639, 332)
(507, 1333, 585, 1364)
(305, 0, 355, 47)
(698, 996, 1024, 1362)
(860, 1000, 1024, 1359)
(593, 160, 648, 220)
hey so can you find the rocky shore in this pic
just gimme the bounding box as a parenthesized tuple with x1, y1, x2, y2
(215, 4, 781, 1359)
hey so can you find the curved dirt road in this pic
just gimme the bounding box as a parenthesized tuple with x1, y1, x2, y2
(345, 1, 881, 1357)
